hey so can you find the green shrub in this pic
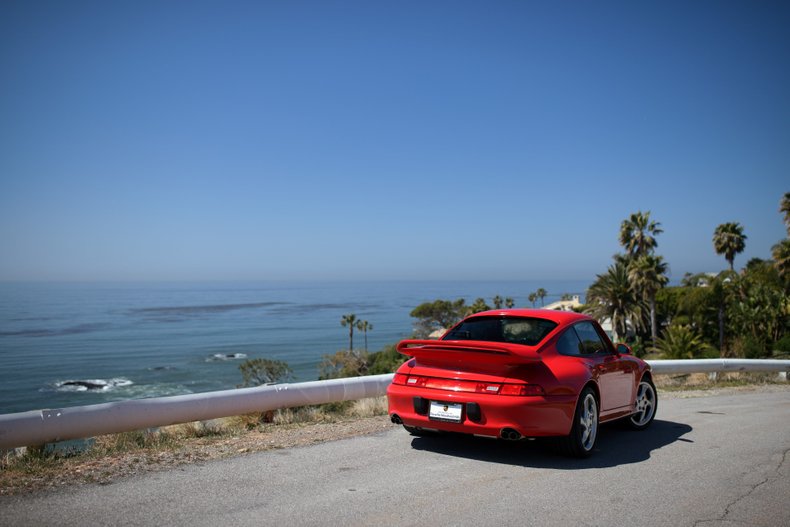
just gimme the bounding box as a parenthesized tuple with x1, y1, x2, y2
(238, 358, 292, 387)
(773, 335, 790, 353)
(730, 336, 769, 359)
(318, 350, 369, 380)
(368, 344, 407, 374)
(652, 324, 714, 359)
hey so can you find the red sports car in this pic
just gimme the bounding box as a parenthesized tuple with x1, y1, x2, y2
(387, 309, 656, 457)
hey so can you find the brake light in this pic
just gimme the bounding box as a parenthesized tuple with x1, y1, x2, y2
(397, 375, 543, 396)
(500, 384, 545, 396)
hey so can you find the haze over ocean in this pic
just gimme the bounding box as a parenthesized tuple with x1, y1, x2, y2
(0, 280, 589, 414)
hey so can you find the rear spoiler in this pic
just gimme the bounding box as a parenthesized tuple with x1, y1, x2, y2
(396, 339, 543, 365)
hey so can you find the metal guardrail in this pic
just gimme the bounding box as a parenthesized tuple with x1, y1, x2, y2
(647, 358, 790, 375)
(0, 359, 788, 450)
(0, 374, 394, 451)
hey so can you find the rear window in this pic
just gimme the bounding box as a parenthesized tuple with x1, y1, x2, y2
(443, 316, 558, 346)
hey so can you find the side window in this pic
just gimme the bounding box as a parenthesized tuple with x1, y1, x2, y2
(573, 322, 607, 355)
(556, 327, 583, 356)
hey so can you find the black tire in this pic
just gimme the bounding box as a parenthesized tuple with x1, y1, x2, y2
(628, 376, 657, 430)
(558, 386, 599, 458)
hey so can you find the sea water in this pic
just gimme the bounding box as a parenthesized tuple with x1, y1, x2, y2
(0, 280, 589, 414)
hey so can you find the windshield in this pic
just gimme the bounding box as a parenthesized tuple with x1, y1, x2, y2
(443, 316, 558, 346)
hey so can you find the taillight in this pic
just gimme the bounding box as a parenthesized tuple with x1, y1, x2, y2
(406, 375, 428, 387)
(476, 383, 502, 394)
(397, 374, 543, 396)
(500, 383, 544, 396)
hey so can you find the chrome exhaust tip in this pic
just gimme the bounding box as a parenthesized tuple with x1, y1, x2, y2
(500, 428, 522, 441)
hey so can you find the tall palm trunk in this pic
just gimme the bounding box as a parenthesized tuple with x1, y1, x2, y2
(718, 305, 725, 356)
(649, 294, 658, 345)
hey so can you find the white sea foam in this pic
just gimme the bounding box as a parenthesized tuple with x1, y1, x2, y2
(206, 353, 248, 362)
(55, 378, 134, 392)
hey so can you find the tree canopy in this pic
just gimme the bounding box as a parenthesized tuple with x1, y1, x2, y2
(713, 222, 747, 271)
(619, 211, 663, 258)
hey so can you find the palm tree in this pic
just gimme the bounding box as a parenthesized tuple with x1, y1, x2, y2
(340, 314, 358, 351)
(468, 298, 490, 315)
(713, 222, 747, 271)
(619, 211, 663, 258)
(585, 260, 645, 341)
(356, 319, 373, 352)
(504, 297, 515, 308)
(536, 288, 547, 307)
(528, 293, 537, 307)
(781, 192, 790, 236)
(772, 193, 790, 283)
(652, 324, 708, 359)
(628, 255, 669, 345)
(772, 239, 790, 282)
(492, 295, 504, 309)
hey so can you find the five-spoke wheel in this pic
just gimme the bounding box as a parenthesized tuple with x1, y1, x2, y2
(559, 386, 599, 458)
(628, 377, 657, 430)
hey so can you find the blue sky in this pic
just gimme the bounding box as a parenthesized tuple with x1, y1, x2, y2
(1, 1, 788, 282)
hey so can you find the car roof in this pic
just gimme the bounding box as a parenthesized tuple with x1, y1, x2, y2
(463, 308, 591, 326)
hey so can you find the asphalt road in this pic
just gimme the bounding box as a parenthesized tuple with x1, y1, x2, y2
(2, 389, 789, 527)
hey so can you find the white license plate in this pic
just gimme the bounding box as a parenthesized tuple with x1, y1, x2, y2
(429, 401, 463, 423)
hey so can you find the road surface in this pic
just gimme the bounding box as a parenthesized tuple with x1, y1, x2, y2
(2, 389, 789, 526)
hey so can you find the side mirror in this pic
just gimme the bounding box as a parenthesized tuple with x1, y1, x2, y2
(616, 343, 632, 355)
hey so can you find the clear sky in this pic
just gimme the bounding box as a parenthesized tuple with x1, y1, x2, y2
(1, 1, 788, 282)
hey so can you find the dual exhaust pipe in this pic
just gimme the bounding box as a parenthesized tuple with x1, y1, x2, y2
(500, 428, 522, 441)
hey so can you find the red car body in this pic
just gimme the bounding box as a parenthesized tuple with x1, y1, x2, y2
(387, 309, 656, 456)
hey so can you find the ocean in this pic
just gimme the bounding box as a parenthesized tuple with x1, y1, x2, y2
(0, 280, 589, 415)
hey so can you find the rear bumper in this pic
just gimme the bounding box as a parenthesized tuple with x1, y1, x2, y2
(387, 383, 576, 437)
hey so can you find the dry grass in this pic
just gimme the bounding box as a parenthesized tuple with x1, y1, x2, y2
(654, 371, 785, 391)
(0, 396, 392, 496)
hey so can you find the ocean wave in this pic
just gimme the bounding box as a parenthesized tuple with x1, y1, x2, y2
(54, 378, 134, 392)
(114, 384, 194, 398)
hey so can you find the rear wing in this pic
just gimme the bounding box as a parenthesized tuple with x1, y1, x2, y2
(396, 339, 543, 365)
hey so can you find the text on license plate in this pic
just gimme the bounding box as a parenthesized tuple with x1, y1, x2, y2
(429, 401, 463, 422)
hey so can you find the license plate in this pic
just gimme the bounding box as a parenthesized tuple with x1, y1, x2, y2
(429, 401, 463, 423)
